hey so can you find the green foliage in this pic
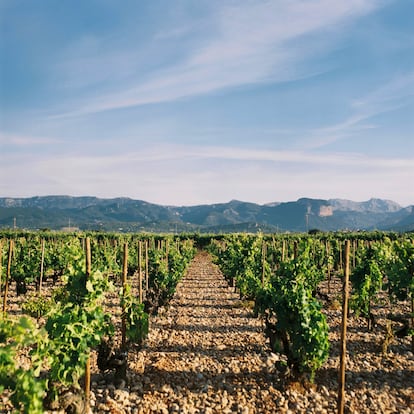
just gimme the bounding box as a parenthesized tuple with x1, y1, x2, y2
(42, 236, 81, 282)
(10, 237, 42, 293)
(209, 234, 271, 299)
(8, 235, 84, 294)
(386, 239, 414, 302)
(45, 263, 114, 388)
(1, 240, 115, 411)
(212, 236, 329, 381)
(350, 242, 387, 321)
(90, 237, 123, 275)
(0, 316, 50, 414)
(179, 238, 198, 263)
(148, 248, 173, 299)
(121, 284, 149, 345)
(236, 235, 270, 299)
(45, 300, 112, 388)
(65, 267, 111, 305)
(208, 235, 243, 284)
(256, 244, 329, 380)
(22, 293, 54, 318)
(146, 238, 195, 311)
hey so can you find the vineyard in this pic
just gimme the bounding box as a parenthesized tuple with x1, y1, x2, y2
(0, 230, 413, 413)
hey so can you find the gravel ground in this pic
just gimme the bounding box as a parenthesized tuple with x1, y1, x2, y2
(1, 251, 413, 413)
(91, 251, 414, 414)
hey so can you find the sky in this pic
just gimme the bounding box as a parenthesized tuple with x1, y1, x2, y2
(1, 0, 413, 207)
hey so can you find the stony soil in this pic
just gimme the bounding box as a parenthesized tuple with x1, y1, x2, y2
(90, 251, 414, 414)
(1, 250, 413, 413)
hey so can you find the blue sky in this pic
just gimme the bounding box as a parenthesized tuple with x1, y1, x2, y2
(1, 0, 413, 206)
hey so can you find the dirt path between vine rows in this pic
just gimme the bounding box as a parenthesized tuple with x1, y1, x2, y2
(128, 250, 283, 414)
(93, 251, 328, 413)
(92, 251, 414, 414)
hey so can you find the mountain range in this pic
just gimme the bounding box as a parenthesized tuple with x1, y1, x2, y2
(0, 196, 413, 233)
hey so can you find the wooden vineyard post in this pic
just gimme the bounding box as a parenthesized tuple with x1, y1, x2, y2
(39, 238, 45, 293)
(0, 239, 3, 296)
(165, 239, 169, 269)
(261, 240, 267, 287)
(271, 237, 277, 271)
(2, 239, 13, 315)
(326, 240, 331, 295)
(411, 295, 414, 353)
(352, 239, 357, 270)
(282, 239, 286, 262)
(138, 240, 143, 303)
(145, 240, 149, 291)
(338, 240, 350, 414)
(121, 242, 128, 350)
(84, 237, 92, 413)
(85, 237, 91, 273)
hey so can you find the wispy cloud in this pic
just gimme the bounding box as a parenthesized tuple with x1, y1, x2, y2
(1, 140, 412, 205)
(3, 0, 413, 207)
(351, 70, 414, 114)
(91, 143, 412, 170)
(1, 144, 411, 205)
(50, 0, 384, 118)
(0, 132, 60, 147)
(300, 70, 414, 149)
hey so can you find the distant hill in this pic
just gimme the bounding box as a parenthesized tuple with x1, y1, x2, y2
(0, 196, 413, 233)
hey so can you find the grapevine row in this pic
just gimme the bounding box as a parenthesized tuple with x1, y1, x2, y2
(208, 232, 414, 381)
(0, 232, 195, 413)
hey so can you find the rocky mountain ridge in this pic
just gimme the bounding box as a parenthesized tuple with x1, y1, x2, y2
(0, 196, 413, 233)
